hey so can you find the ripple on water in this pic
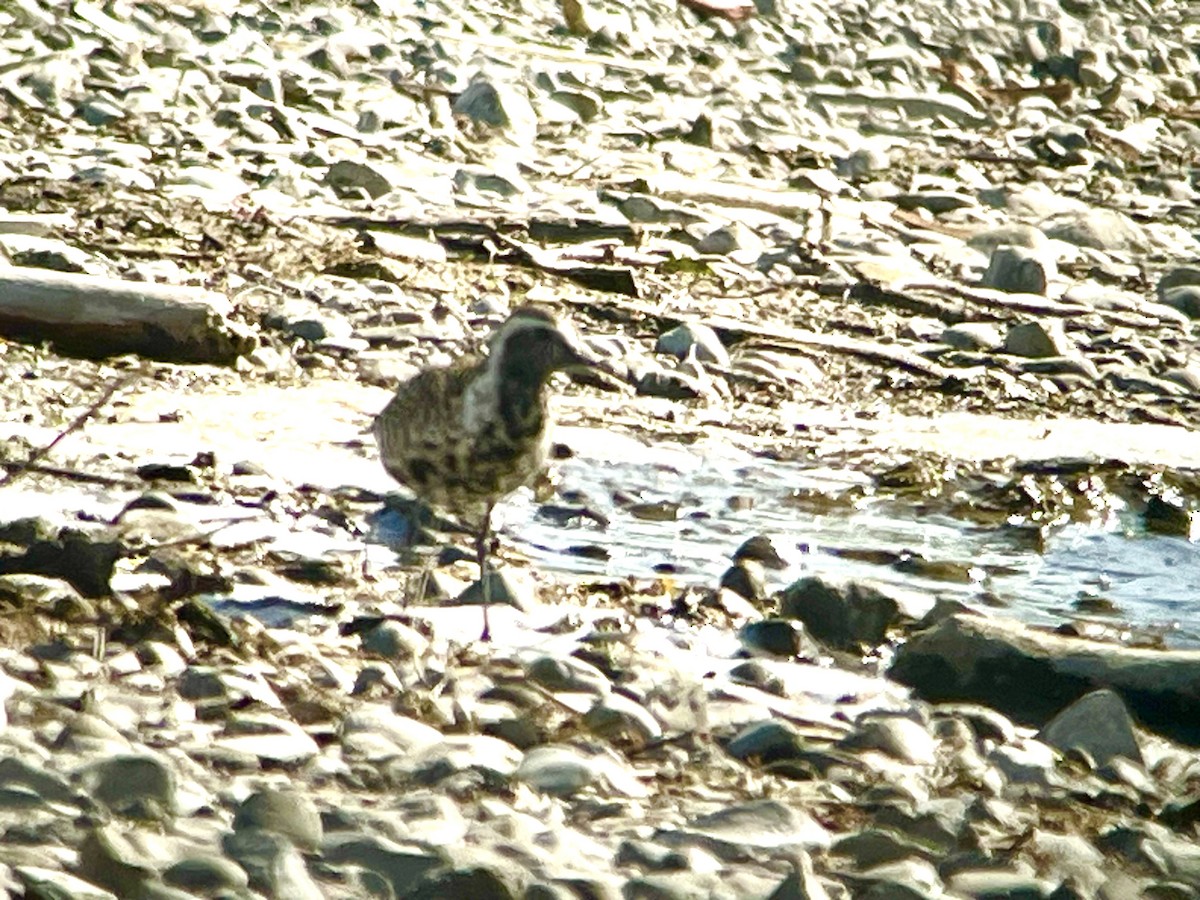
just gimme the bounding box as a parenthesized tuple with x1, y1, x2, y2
(487, 433, 1200, 648)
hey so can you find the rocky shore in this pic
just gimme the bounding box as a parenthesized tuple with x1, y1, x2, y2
(4, 0, 1200, 897)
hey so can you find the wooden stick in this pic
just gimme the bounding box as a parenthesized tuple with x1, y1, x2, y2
(0, 367, 144, 489)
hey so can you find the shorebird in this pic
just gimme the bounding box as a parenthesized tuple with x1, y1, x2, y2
(374, 306, 604, 641)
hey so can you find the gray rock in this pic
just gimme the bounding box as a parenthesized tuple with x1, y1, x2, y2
(341, 707, 442, 759)
(81, 754, 177, 819)
(403, 734, 523, 783)
(656, 322, 730, 367)
(891, 614, 1200, 744)
(727, 720, 808, 764)
(1003, 321, 1074, 359)
(76, 825, 162, 898)
(839, 147, 891, 180)
(1158, 266, 1200, 302)
(1104, 367, 1186, 397)
(323, 832, 443, 897)
(738, 618, 820, 660)
(946, 868, 1054, 899)
(233, 788, 323, 852)
(766, 852, 831, 900)
(660, 799, 831, 858)
(325, 160, 394, 199)
(942, 323, 1003, 351)
(16, 866, 117, 899)
(0, 757, 79, 807)
(1160, 286, 1200, 318)
(695, 222, 764, 258)
(359, 619, 430, 660)
(406, 863, 529, 900)
(721, 560, 767, 602)
(454, 164, 529, 199)
(526, 655, 611, 695)
(1038, 689, 1143, 767)
(223, 826, 322, 899)
(0, 234, 96, 273)
(1164, 367, 1200, 394)
(990, 739, 1059, 789)
(452, 77, 537, 140)
(635, 364, 714, 401)
(616, 839, 690, 872)
(178, 666, 226, 700)
(1021, 355, 1101, 381)
(980, 245, 1057, 295)
(968, 224, 1049, 255)
(844, 858, 943, 899)
(455, 568, 537, 612)
(162, 855, 250, 895)
(843, 715, 938, 766)
(727, 660, 787, 697)
(215, 712, 320, 765)
(1042, 208, 1149, 253)
(583, 693, 663, 746)
(833, 829, 937, 868)
(1025, 831, 1106, 895)
(779, 576, 924, 649)
(516, 744, 645, 798)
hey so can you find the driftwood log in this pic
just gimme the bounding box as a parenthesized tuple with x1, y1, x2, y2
(0, 266, 254, 364)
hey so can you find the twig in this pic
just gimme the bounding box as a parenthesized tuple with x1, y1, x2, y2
(0, 366, 145, 490)
(0, 461, 141, 488)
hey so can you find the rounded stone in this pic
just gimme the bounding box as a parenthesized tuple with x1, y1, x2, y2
(655, 322, 730, 367)
(233, 788, 324, 852)
(83, 754, 177, 818)
(163, 855, 250, 894)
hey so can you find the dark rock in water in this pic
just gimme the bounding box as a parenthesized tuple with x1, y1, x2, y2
(1143, 495, 1195, 537)
(891, 613, 1200, 745)
(721, 559, 767, 601)
(733, 534, 788, 569)
(779, 576, 923, 650)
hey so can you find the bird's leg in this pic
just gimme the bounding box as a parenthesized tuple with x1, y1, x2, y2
(476, 504, 494, 642)
(407, 564, 430, 610)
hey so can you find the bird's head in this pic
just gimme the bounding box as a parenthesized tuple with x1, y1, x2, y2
(489, 306, 606, 383)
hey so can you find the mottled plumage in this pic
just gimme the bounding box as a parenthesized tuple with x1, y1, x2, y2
(374, 306, 601, 640)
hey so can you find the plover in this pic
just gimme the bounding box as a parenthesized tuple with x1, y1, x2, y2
(374, 306, 604, 640)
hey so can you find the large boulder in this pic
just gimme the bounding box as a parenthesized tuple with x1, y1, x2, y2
(890, 613, 1200, 745)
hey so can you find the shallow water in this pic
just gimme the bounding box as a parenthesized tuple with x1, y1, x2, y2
(489, 429, 1200, 647)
